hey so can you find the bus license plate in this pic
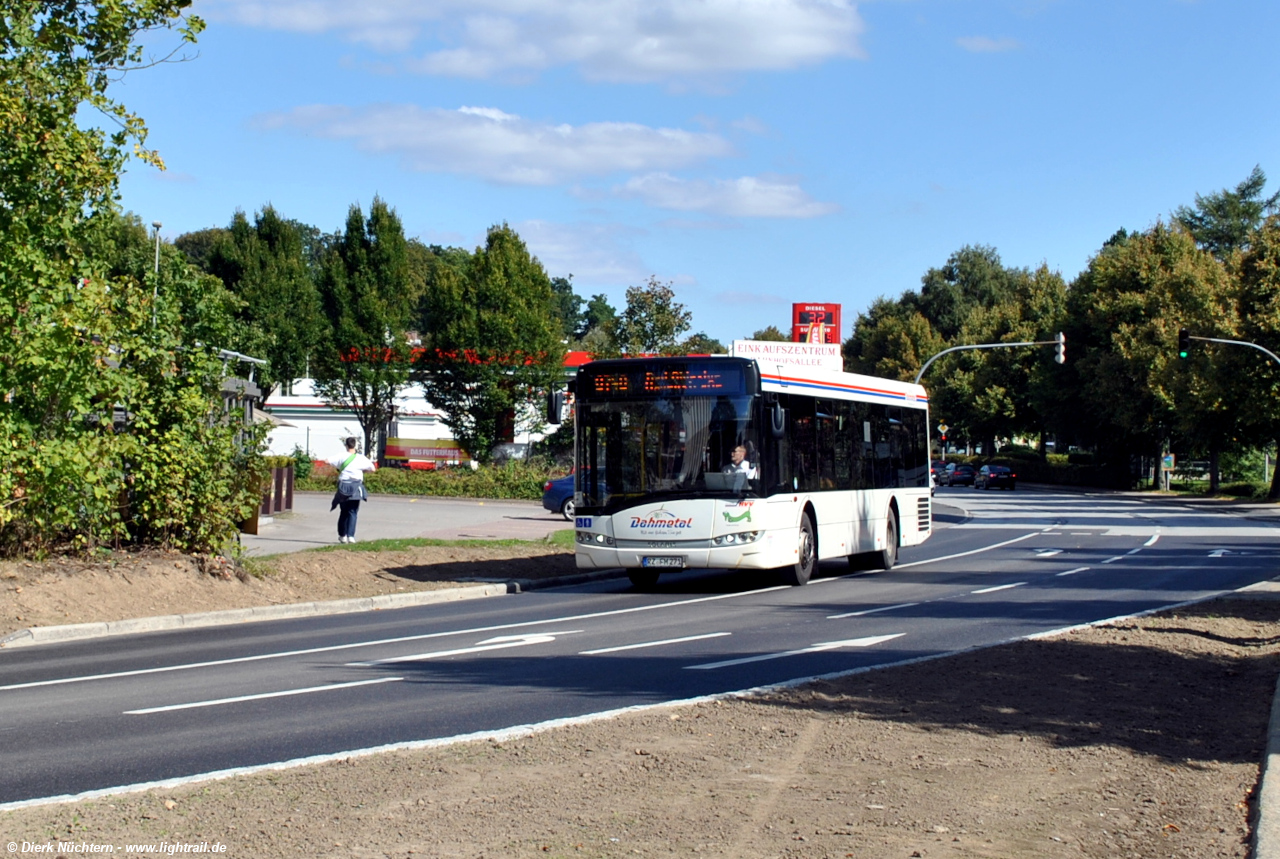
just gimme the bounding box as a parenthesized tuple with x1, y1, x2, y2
(642, 556, 685, 569)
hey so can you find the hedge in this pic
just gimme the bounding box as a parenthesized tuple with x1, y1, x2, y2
(297, 459, 563, 501)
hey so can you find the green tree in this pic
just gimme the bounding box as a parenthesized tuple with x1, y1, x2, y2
(1174, 166, 1279, 260)
(312, 198, 418, 460)
(1063, 223, 1236, 487)
(571, 292, 620, 354)
(677, 332, 726, 354)
(414, 225, 566, 463)
(843, 299, 944, 383)
(749, 325, 789, 342)
(204, 206, 324, 394)
(549, 275, 583, 342)
(0, 2, 271, 554)
(610, 276, 692, 355)
(1233, 216, 1280, 499)
(173, 227, 227, 270)
(845, 246, 1064, 455)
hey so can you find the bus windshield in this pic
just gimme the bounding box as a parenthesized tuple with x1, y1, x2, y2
(576, 394, 759, 511)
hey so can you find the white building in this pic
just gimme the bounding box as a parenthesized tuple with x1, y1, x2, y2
(261, 377, 559, 465)
(260, 378, 453, 462)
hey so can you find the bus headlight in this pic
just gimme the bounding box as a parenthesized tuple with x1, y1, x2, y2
(713, 531, 761, 546)
(577, 531, 615, 546)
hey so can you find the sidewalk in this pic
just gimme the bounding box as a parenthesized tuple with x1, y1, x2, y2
(241, 491, 573, 556)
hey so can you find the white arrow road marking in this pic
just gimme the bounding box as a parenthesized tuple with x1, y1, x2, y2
(970, 582, 1027, 594)
(1144, 535, 1160, 546)
(125, 677, 403, 715)
(683, 634, 904, 670)
(351, 631, 582, 666)
(1034, 549, 1062, 557)
(1209, 549, 1233, 558)
(828, 602, 919, 619)
(579, 632, 731, 655)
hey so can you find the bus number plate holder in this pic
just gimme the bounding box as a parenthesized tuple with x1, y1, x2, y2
(642, 556, 685, 569)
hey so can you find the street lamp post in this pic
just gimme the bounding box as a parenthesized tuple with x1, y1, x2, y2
(151, 221, 161, 326)
(151, 221, 162, 274)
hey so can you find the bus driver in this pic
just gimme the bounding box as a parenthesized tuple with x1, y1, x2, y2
(722, 444, 758, 479)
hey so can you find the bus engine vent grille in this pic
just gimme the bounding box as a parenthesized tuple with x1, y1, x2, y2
(917, 496, 931, 531)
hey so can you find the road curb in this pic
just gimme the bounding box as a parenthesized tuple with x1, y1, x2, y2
(1256, 671, 1280, 859)
(0, 583, 511, 648)
(0, 567, 630, 650)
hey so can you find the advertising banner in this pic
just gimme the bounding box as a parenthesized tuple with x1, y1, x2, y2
(731, 339, 843, 372)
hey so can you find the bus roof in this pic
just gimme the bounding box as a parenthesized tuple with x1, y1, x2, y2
(757, 363, 928, 407)
(573, 355, 927, 407)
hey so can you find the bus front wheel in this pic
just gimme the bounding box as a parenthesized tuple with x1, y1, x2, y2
(878, 509, 899, 570)
(627, 569, 660, 590)
(781, 514, 816, 586)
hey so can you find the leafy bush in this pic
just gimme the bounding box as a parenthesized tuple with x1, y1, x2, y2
(996, 443, 1041, 459)
(290, 445, 313, 480)
(1218, 481, 1266, 499)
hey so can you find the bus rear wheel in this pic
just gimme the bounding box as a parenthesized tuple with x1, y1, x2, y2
(627, 568, 660, 590)
(878, 509, 899, 570)
(781, 514, 815, 586)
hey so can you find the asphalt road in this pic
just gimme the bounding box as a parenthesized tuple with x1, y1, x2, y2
(2, 487, 1278, 807)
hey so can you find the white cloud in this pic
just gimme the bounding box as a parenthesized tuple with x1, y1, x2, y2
(956, 36, 1021, 53)
(514, 220, 650, 286)
(618, 173, 839, 218)
(254, 105, 733, 185)
(205, 0, 865, 82)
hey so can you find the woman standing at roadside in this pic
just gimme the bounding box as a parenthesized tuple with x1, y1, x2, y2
(329, 437, 376, 543)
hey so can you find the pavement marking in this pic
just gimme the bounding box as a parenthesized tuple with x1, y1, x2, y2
(1056, 566, 1091, 577)
(0, 587, 793, 692)
(5, 579, 1260, 812)
(827, 602, 919, 620)
(125, 677, 403, 715)
(1034, 549, 1062, 557)
(970, 582, 1027, 594)
(684, 634, 904, 670)
(579, 632, 732, 655)
(352, 631, 583, 665)
(890, 532, 1041, 571)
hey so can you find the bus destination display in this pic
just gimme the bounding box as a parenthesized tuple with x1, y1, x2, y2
(583, 363, 747, 397)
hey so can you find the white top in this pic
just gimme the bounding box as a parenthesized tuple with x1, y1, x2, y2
(724, 460, 757, 479)
(330, 452, 376, 481)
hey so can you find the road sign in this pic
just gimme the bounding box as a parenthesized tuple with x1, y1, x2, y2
(938, 423, 948, 435)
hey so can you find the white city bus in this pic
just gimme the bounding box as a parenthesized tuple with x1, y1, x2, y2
(568, 355, 932, 588)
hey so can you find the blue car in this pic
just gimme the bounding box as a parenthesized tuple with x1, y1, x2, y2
(542, 473, 577, 520)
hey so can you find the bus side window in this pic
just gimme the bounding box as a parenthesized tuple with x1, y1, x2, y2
(790, 397, 818, 493)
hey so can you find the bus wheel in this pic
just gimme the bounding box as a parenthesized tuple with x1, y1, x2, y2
(782, 515, 816, 586)
(627, 569, 660, 590)
(878, 509, 899, 571)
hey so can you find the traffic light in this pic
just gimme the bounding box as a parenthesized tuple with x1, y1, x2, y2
(1054, 331, 1066, 364)
(1177, 328, 1190, 359)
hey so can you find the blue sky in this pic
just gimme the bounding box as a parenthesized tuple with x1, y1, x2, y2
(114, 0, 1279, 347)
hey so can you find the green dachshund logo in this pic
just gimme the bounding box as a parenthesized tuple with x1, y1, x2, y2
(722, 509, 752, 524)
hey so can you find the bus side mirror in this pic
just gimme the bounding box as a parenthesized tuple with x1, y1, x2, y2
(547, 391, 565, 425)
(770, 402, 786, 438)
